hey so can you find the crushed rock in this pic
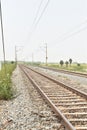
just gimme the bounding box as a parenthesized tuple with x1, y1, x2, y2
(0, 66, 64, 130)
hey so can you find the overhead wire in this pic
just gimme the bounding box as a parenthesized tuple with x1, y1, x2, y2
(57, 19, 87, 40)
(26, 0, 50, 41)
(31, 0, 44, 29)
(25, 0, 50, 60)
(24, 0, 50, 59)
(27, 0, 44, 40)
(33, 0, 50, 30)
(49, 19, 87, 46)
(26, 1, 87, 61)
(58, 25, 87, 43)
(31, 18, 87, 60)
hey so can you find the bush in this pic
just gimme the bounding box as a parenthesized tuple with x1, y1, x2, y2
(0, 78, 12, 100)
(0, 63, 16, 100)
(11, 61, 15, 64)
(77, 63, 80, 66)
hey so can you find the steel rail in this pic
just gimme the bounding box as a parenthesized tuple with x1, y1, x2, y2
(39, 66, 87, 78)
(19, 65, 76, 130)
(23, 65, 87, 100)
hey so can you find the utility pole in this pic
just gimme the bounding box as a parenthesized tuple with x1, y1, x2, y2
(0, 0, 6, 73)
(45, 43, 48, 66)
(15, 45, 23, 64)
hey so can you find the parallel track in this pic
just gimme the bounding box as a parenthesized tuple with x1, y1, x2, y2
(19, 65, 87, 130)
(39, 66, 87, 78)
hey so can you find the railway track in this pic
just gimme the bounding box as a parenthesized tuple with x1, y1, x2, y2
(33, 66, 87, 94)
(39, 66, 87, 78)
(19, 64, 87, 130)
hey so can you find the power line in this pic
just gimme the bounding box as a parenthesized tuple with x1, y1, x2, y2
(58, 25, 87, 43)
(26, 1, 87, 60)
(33, 0, 50, 30)
(27, 0, 44, 40)
(48, 19, 87, 46)
(28, 0, 50, 40)
(57, 19, 87, 40)
(31, 0, 44, 28)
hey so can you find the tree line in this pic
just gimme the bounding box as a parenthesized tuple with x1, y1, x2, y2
(60, 58, 72, 67)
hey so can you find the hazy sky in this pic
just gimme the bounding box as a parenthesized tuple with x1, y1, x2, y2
(0, 0, 87, 63)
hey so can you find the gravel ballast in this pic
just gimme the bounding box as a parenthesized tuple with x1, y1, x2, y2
(34, 67, 87, 93)
(0, 66, 64, 130)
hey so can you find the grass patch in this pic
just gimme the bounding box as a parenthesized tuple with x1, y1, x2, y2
(43, 63, 87, 73)
(0, 63, 16, 100)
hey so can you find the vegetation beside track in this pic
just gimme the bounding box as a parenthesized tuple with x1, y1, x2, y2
(0, 62, 16, 100)
(26, 62, 87, 73)
(43, 63, 87, 73)
(45, 64, 87, 72)
(23, 61, 87, 73)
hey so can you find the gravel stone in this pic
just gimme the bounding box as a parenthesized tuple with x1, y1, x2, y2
(34, 66, 87, 93)
(0, 66, 64, 130)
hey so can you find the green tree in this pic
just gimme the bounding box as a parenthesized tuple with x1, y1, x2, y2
(65, 61, 69, 67)
(60, 60, 64, 67)
(77, 63, 80, 66)
(69, 58, 72, 66)
(11, 61, 14, 64)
